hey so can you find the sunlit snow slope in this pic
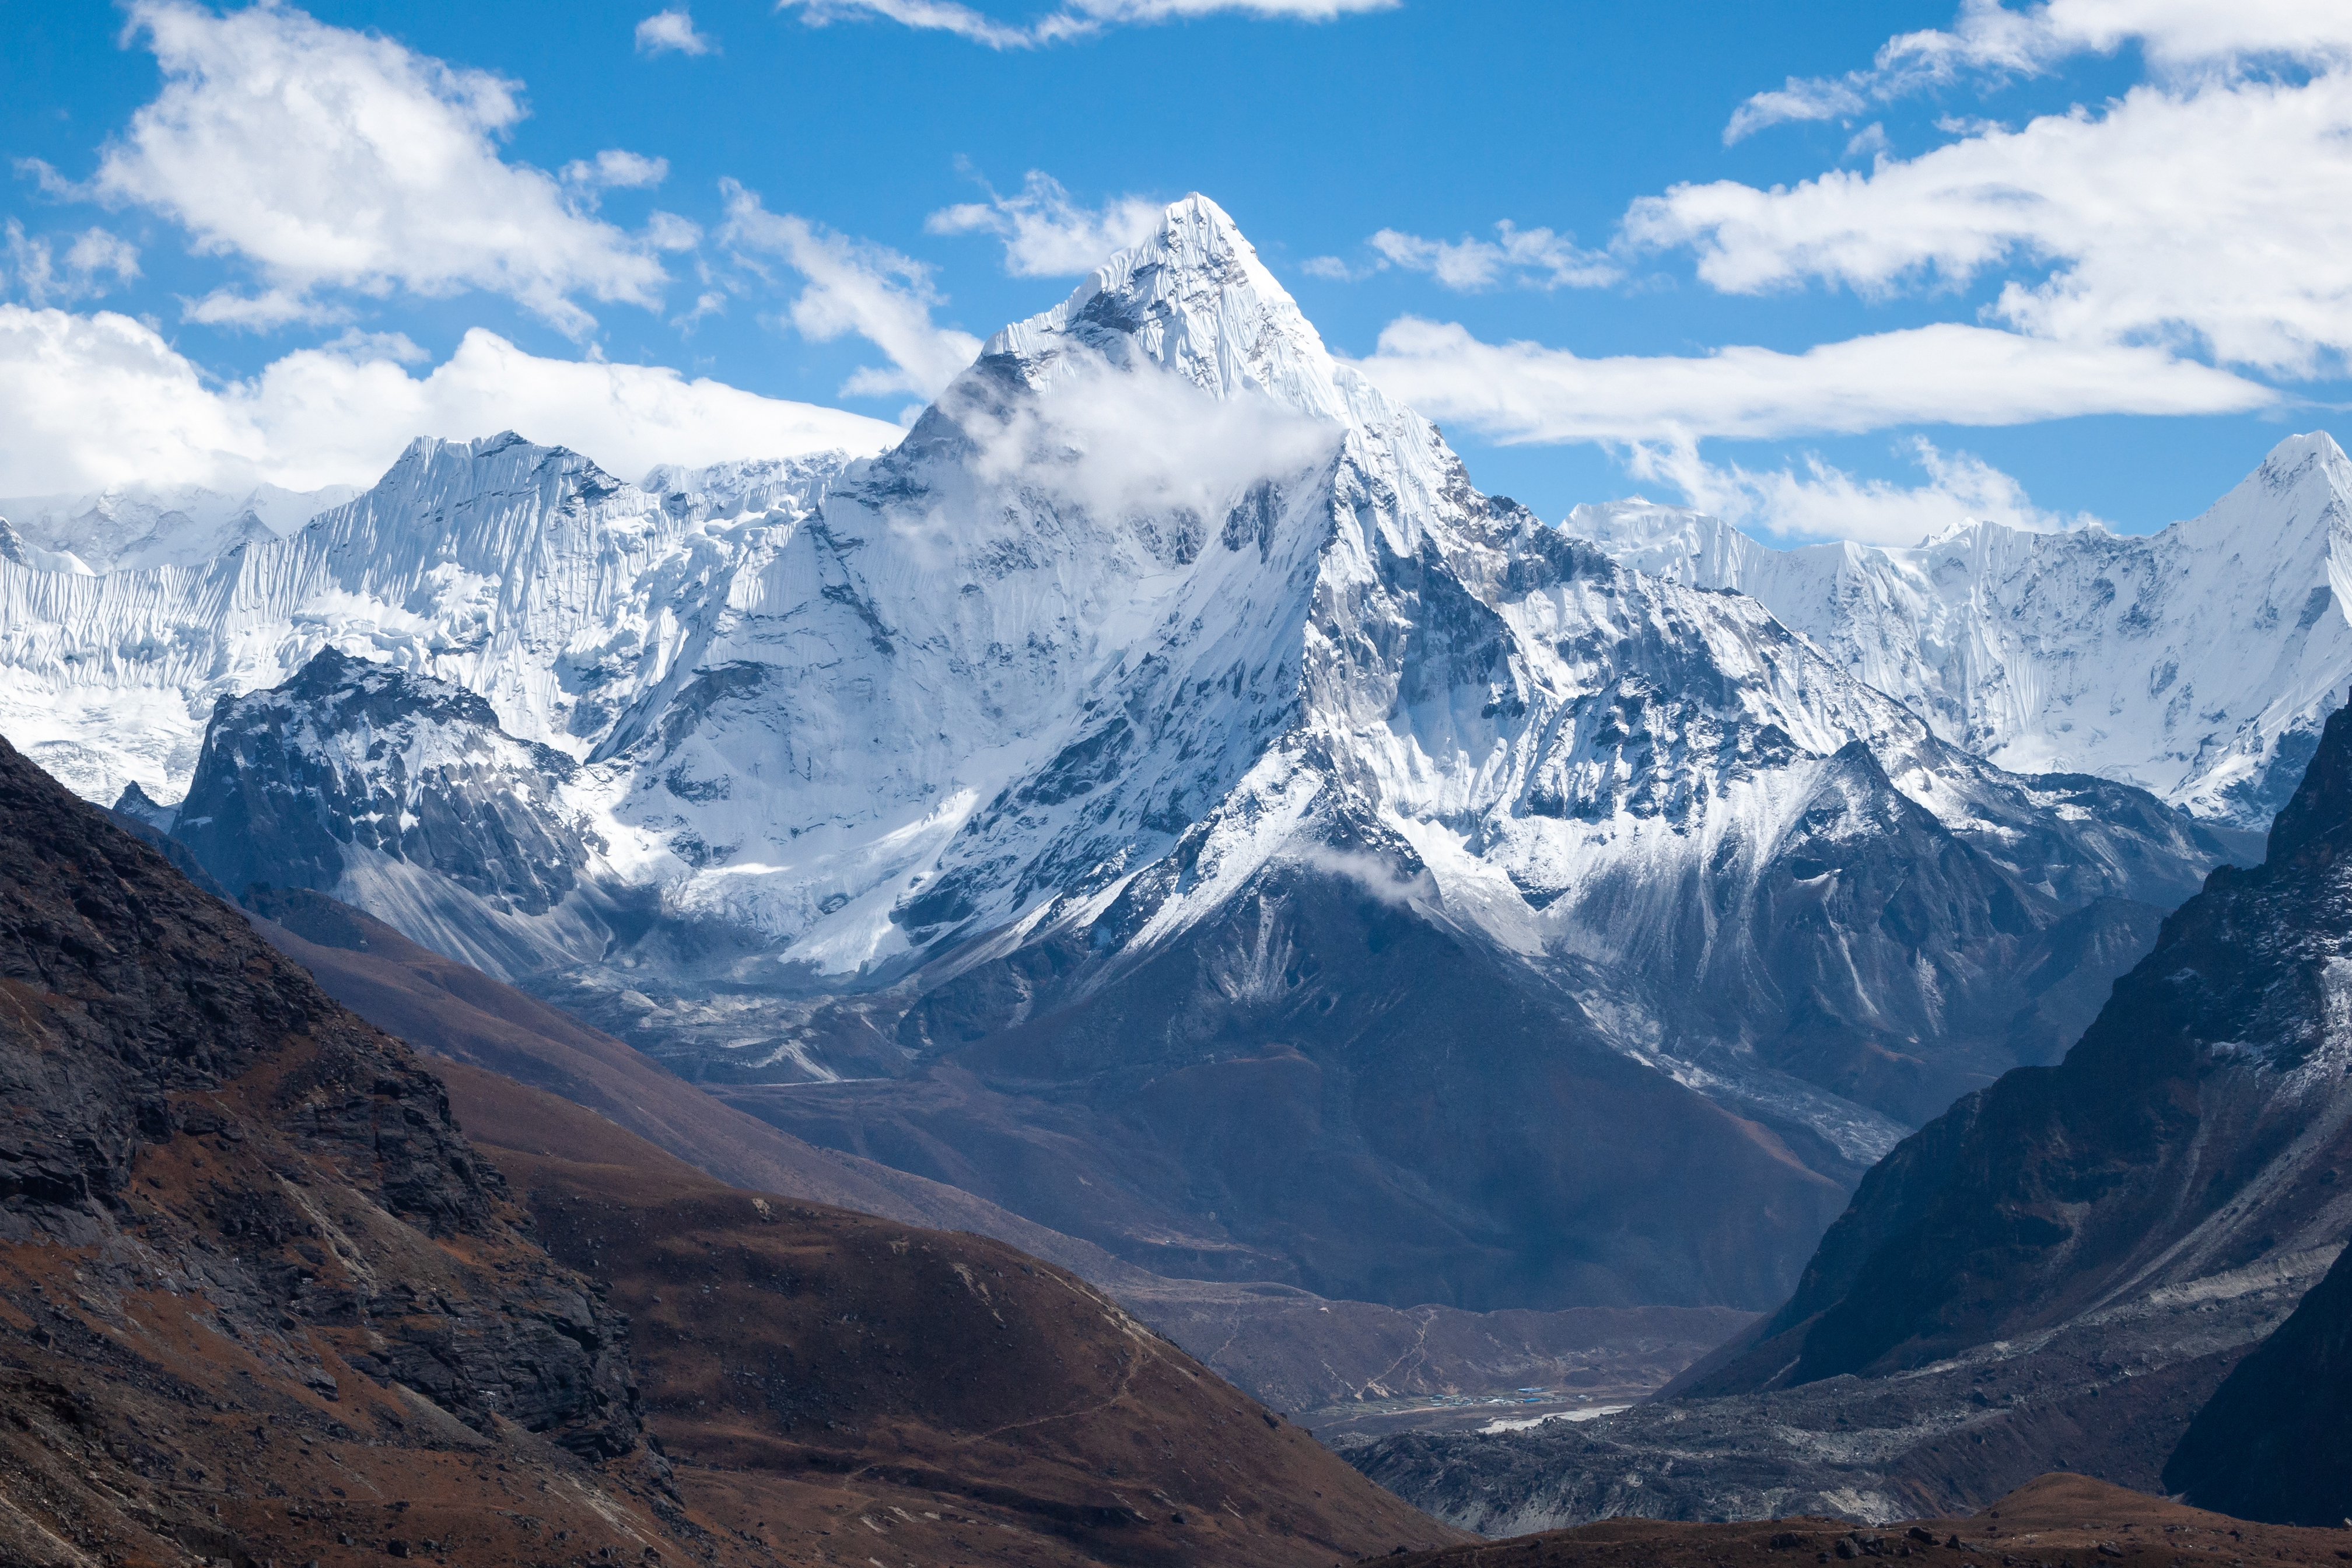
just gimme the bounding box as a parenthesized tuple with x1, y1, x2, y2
(1581, 435, 2352, 827)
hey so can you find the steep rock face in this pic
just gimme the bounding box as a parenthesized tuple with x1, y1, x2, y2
(1582, 434, 2352, 827)
(1699, 694, 2352, 1390)
(176, 648, 608, 976)
(0, 729, 643, 1452)
(0, 729, 701, 1566)
(1351, 694, 2352, 1527)
(2165, 1239, 2352, 1524)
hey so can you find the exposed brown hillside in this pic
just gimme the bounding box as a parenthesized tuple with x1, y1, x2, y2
(248, 884, 1748, 1423)
(443, 1059, 1460, 1564)
(0, 731, 1461, 1566)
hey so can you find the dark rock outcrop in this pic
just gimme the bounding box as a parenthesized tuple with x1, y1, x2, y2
(1349, 694, 2352, 1527)
(176, 647, 590, 915)
(0, 729, 685, 1563)
(2165, 1237, 2352, 1523)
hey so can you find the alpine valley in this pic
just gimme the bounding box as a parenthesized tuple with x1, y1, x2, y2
(0, 197, 2318, 1331)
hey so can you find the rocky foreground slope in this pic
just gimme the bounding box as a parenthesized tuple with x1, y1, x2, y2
(1352, 691, 2352, 1529)
(0, 729, 1452, 1565)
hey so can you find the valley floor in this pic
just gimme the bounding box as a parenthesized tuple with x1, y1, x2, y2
(1385, 1474, 2352, 1568)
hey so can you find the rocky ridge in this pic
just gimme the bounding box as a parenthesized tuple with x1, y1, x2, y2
(1350, 690, 2352, 1527)
(1581, 433, 2352, 827)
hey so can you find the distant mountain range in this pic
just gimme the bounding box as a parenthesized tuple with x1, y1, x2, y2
(0, 197, 2326, 1325)
(1584, 434, 2352, 828)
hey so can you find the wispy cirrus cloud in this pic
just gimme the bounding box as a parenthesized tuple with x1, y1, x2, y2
(1303, 220, 1618, 290)
(3, 223, 141, 307)
(926, 172, 1163, 276)
(721, 183, 981, 399)
(780, 0, 1395, 50)
(1724, 0, 2352, 141)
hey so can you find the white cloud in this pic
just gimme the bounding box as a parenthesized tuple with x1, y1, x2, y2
(182, 286, 349, 330)
(926, 172, 1162, 276)
(953, 329, 1340, 525)
(635, 8, 716, 55)
(1297, 254, 1361, 281)
(562, 149, 671, 192)
(4, 222, 141, 306)
(1350, 317, 2272, 445)
(94, 0, 675, 336)
(721, 183, 981, 398)
(1636, 69, 2352, 379)
(1365, 221, 1618, 290)
(0, 304, 901, 496)
(1842, 122, 1891, 159)
(1725, 0, 2352, 141)
(1628, 435, 2106, 547)
(781, 0, 1394, 49)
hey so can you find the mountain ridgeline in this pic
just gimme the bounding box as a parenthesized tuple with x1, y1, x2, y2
(41, 196, 2269, 1316)
(1354, 690, 2352, 1529)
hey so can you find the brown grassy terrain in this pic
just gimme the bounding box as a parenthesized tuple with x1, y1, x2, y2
(442, 1058, 1462, 1566)
(0, 732, 1464, 1566)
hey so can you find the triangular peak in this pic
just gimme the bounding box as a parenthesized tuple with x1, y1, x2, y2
(983, 194, 1353, 425)
(2166, 428, 2351, 551)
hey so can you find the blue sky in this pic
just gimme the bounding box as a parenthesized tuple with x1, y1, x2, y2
(4, 0, 2348, 541)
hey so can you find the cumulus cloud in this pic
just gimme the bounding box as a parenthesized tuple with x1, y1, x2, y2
(1634, 69, 2352, 379)
(1628, 435, 2106, 547)
(0, 304, 901, 496)
(926, 172, 1162, 276)
(4, 223, 141, 306)
(1349, 316, 2272, 445)
(1724, 0, 2352, 141)
(634, 8, 716, 55)
(721, 183, 981, 398)
(780, 0, 1394, 49)
(94, 0, 675, 336)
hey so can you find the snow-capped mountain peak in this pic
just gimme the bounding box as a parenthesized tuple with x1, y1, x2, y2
(0, 199, 2256, 1314)
(986, 194, 1346, 420)
(0, 479, 359, 574)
